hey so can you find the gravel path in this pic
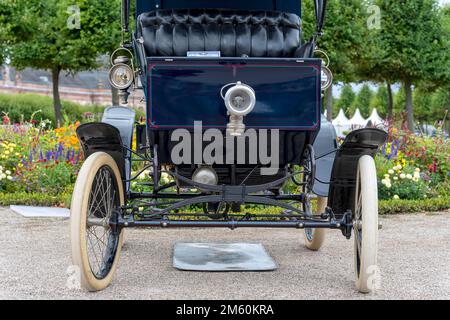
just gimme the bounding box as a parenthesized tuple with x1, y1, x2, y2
(0, 207, 449, 300)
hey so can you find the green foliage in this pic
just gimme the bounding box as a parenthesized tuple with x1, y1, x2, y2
(1, 0, 121, 124)
(414, 88, 450, 124)
(3, 0, 121, 72)
(0, 192, 72, 207)
(336, 85, 356, 116)
(351, 84, 373, 118)
(366, 0, 444, 84)
(1, 191, 448, 215)
(0, 93, 105, 125)
(378, 197, 450, 215)
(360, 0, 447, 129)
(302, 0, 367, 83)
(370, 86, 388, 118)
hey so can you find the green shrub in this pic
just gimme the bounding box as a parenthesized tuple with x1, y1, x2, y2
(379, 197, 450, 215)
(0, 93, 105, 125)
(0, 192, 71, 207)
(1, 190, 448, 215)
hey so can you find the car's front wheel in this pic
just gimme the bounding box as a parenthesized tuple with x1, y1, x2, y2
(70, 152, 125, 291)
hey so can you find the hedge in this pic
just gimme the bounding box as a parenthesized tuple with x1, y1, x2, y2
(0, 93, 145, 125)
(1, 192, 448, 215)
(0, 192, 72, 208)
(378, 197, 450, 215)
(0, 93, 105, 125)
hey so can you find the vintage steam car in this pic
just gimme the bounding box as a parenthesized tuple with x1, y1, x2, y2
(70, 0, 387, 293)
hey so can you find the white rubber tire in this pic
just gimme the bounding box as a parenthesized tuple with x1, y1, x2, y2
(70, 152, 125, 292)
(304, 197, 327, 251)
(354, 155, 379, 293)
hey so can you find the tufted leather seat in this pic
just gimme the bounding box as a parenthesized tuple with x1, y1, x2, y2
(137, 9, 302, 58)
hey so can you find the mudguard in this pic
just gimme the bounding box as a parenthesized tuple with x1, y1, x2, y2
(327, 128, 388, 218)
(312, 115, 338, 197)
(76, 107, 135, 190)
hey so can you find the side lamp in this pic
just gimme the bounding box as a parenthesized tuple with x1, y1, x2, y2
(109, 48, 135, 105)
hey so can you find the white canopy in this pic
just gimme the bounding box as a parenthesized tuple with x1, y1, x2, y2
(366, 108, 385, 127)
(349, 109, 367, 128)
(332, 109, 351, 137)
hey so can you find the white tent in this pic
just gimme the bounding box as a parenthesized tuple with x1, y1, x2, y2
(366, 108, 385, 128)
(349, 109, 367, 128)
(332, 109, 351, 137)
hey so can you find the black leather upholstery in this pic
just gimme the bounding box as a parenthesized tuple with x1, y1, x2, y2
(137, 9, 302, 58)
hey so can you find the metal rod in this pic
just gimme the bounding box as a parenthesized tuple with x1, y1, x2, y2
(120, 219, 343, 229)
(128, 192, 306, 201)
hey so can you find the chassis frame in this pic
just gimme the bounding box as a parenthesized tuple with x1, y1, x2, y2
(79, 122, 387, 241)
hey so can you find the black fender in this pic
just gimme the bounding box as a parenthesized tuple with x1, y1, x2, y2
(327, 128, 388, 218)
(76, 122, 127, 179)
(76, 107, 135, 192)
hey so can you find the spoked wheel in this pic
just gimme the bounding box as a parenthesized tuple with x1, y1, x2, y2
(303, 197, 327, 251)
(354, 155, 379, 293)
(70, 152, 125, 291)
(300, 145, 326, 251)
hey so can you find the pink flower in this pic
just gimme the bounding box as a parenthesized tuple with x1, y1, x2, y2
(2, 115, 10, 125)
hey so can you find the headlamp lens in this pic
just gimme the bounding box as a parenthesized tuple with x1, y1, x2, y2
(109, 64, 134, 89)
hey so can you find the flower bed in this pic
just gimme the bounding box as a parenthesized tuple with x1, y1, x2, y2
(0, 115, 448, 213)
(0, 115, 82, 196)
(376, 126, 449, 201)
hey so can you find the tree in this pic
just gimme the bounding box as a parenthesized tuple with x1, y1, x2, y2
(370, 85, 388, 118)
(413, 88, 434, 123)
(425, 4, 450, 132)
(1, 0, 121, 126)
(352, 84, 373, 118)
(336, 84, 356, 116)
(363, 0, 445, 131)
(302, 0, 367, 120)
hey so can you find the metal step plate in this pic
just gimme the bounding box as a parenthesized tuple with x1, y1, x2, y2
(173, 243, 278, 272)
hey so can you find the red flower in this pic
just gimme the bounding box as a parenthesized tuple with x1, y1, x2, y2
(2, 115, 10, 125)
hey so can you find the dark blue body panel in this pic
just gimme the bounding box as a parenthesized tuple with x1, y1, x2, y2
(147, 58, 321, 130)
(136, 0, 301, 18)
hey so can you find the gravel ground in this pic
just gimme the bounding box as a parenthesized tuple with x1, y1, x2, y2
(0, 207, 449, 300)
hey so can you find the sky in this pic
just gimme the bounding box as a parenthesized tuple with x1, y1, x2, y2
(440, 0, 450, 5)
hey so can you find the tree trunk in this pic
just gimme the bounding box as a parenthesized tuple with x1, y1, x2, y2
(404, 79, 415, 132)
(386, 82, 393, 120)
(51, 66, 63, 127)
(326, 85, 333, 122)
(111, 87, 120, 106)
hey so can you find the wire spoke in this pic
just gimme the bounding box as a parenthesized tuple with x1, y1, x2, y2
(85, 165, 120, 279)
